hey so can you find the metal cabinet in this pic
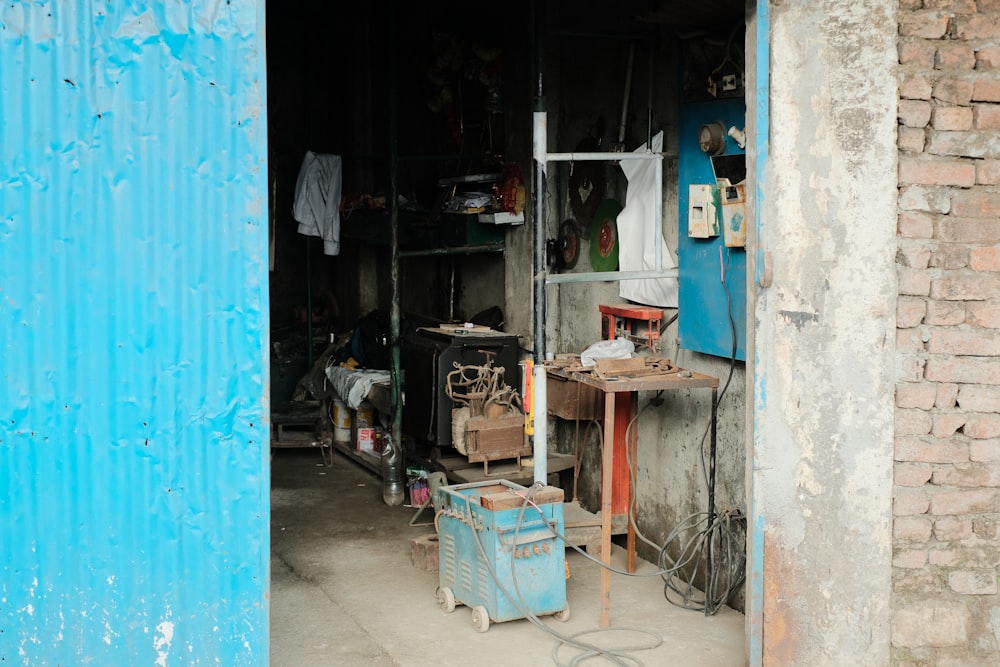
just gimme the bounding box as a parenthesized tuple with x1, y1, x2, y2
(402, 328, 519, 451)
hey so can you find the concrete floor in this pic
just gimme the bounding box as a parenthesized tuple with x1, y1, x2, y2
(269, 448, 746, 667)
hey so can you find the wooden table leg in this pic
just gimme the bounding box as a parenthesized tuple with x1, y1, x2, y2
(626, 390, 638, 574)
(600, 390, 616, 628)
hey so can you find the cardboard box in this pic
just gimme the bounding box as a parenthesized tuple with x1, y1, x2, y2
(357, 427, 378, 454)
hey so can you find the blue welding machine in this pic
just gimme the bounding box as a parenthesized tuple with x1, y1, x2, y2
(434, 480, 570, 633)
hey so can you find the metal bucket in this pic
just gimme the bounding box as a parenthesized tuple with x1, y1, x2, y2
(331, 398, 351, 442)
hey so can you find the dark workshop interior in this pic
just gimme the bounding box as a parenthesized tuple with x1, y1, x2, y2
(265, 0, 750, 661)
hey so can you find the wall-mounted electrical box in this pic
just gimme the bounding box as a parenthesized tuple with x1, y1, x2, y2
(688, 184, 720, 238)
(721, 182, 746, 248)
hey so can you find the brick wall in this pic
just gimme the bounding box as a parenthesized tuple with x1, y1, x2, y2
(896, 1, 1000, 664)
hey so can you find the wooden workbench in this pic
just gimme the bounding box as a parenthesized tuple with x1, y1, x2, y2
(545, 363, 719, 628)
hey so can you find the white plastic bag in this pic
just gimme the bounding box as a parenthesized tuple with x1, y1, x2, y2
(580, 339, 635, 367)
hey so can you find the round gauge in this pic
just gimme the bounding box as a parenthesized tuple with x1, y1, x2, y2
(698, 122, 727, 155)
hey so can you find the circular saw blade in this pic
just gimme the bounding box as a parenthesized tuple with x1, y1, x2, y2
(558, 219, 580, 269)
(589, 199, 621, 272)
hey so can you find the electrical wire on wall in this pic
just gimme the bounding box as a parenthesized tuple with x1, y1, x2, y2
(620, 246, 746, 615)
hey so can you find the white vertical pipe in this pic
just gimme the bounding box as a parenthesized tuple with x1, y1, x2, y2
(533, 364, 548, 485)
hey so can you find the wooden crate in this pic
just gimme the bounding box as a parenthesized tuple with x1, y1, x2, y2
(464, 413, 531, 466)
(546, 372, 604, 421)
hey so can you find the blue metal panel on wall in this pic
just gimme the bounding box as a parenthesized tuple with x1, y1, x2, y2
(0, 2, 269, 665)
(678, 98, 747, 361)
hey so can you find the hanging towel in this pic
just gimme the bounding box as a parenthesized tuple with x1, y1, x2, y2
(292, 151, 342, 256)
(617, 131, 678, 307)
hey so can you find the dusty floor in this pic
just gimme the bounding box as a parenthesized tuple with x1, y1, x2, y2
(269, 448, 745, 667)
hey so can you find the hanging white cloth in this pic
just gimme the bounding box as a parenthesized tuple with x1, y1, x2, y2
(617, 131, 678, 307)
(292, 151, 342, 256)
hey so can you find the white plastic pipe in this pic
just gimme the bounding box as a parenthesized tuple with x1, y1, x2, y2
(533, 364, 548, 485)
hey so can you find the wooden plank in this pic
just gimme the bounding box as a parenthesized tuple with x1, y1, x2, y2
(480, 485, 564, 511)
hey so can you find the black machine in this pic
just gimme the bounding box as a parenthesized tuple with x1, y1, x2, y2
(402, 328, 520, 453)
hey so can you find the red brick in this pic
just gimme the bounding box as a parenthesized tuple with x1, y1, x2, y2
(965, 414, 1000, 438)
(977, 47, 1000, 70)
(937, 383, 959, 408)
(895, 435, 971, 463)
(948, 570, 999, 595)
(928, 328, 1000, 355)
(932, 106, 974, 131)
(899, 210, 935, 238)
(955, 15, 1000, 40)
(977, 159, 1000, 185)
(951, 191, 1000, 217)
(900, 266, 933, 296)
(899, 244, 933, 269)
(929, 488, 1000, 514)
(928, 548, 961, 566)
(898, 299, 929, 330)
(898, 329, 926, 355)
(928, 244, 969, 269)
(925, 0, 976, 11)
(899, 355, 927, 383)
(899, 156, 976, 186)
(897, 381, 937, 408)
(933, 78, 975, 105)
(901, 73, 934, 100)
(895, 487, 932, 515)
(899, 184, 953, 213)
(957, 385, 1000, 412)
(973, 104, 1000, 130)
(968, 302, 1000, 327)
(973, 78, 1000, 102)
(971, 439, 1000, 462)
(936, 44, 976, 70)
(897, 408, 934, 436)
(931, 271, 1000, 300)
(900, 99, 933, 128)
(893, 548, 928, 569)
(895, 515, 934, 542)
(936, 216, 1000, 242)
(932, 413, 968, 437)
(899, 126, 927, 153)
(926, 357, 1000, 383)
(970, 246, 1000, 271)
(900, 11, 951, 38)
(898, 297, 928, 328)
(934, 516, 974, 541)
(926, 300, 967, 326)
(925, 130, 996, 158)
(901, 40, 936, 68)
(933, 463, 1000, 487)
(896, 461, 935, 486)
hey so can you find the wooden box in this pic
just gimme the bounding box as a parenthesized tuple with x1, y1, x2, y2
(546, 372, 604, 421)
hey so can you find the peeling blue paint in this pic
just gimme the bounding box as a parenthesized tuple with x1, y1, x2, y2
(0, 2, 269, 665)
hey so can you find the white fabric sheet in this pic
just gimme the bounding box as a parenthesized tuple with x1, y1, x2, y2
(292, 151, 342, 256)
(324, 365, 391, 411)
(617, 132, 678, 307)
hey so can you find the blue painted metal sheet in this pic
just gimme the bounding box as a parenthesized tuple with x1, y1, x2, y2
(0, 2, 269, 665)
(678, 98, 748, 361)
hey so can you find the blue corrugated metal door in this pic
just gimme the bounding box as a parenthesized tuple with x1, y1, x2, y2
(0, 2, 270, 664)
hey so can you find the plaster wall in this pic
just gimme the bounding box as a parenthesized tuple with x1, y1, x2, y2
(749, 0, 897, 664)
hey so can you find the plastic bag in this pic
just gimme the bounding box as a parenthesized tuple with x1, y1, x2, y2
(580, 339, 635, 367)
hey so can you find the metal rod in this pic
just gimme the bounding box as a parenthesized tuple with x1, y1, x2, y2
(398, 244, 504, 258)
(545, 151, 660, 162)
(305, 236, 313, 369)
(532, 0, 546, 363)
(387, 13, 404, 503)
(618, 44, 635, 145)
(545, 268, 678, 284)
(706, 387, 718, 616)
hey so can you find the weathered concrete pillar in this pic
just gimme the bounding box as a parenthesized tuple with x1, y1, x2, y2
(747, 1, 897, 664)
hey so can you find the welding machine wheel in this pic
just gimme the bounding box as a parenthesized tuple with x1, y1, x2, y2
(554, 602, 571, 622)
(471, 605, 490, 633)
(435, 586, 456, 613)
